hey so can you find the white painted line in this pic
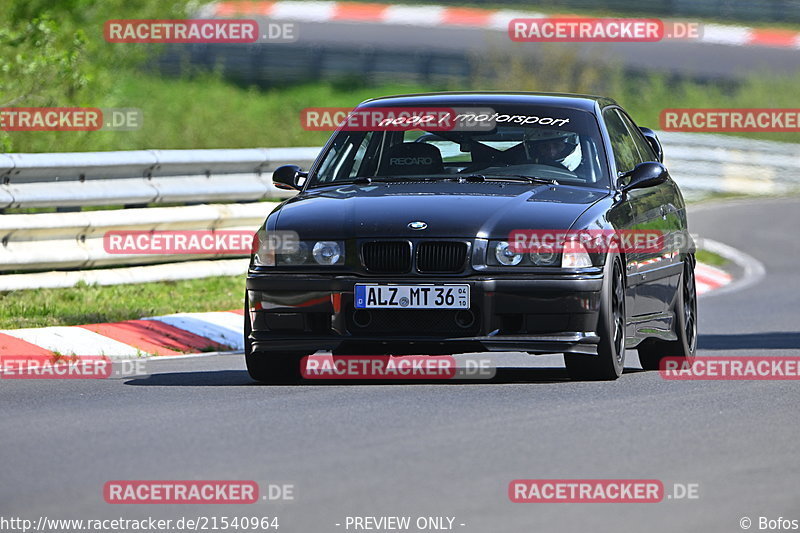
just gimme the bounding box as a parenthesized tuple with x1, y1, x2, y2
(0, 327, 142, 358)
(383, 5, 445, 26)
(699, 24, 751, 46)
(489, 10, 547, 31)
(695, 279, 714, 295)
(0, 258, 249, 291)
(142, 350, 242, 362)
(695, 263, 733, 284)
(698, 238, 766, 297)
(271, 1, 337, 22)
(145, 312, 244, 350)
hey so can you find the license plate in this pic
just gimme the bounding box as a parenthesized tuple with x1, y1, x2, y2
(354, 284, 470, 309)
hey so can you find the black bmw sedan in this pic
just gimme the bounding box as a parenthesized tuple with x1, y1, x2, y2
(245, 92, 697, 382)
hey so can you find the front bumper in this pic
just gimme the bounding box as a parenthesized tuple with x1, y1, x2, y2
(246, 272, 604, 356)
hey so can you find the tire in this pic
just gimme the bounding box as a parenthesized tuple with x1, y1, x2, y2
(638, 258, 697, 371)
(565, 257, 626, 381)
(243, 292, 304, 384)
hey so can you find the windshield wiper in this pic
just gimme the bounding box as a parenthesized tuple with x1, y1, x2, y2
(328, 176, 437, 186)
(458, 174, 559, 185)
(321, 174, 558, 187)
(362, 176, 442, 183)
(456, 174, 487, 182)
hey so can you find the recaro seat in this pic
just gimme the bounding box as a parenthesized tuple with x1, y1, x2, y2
(380, 142, 444, 176)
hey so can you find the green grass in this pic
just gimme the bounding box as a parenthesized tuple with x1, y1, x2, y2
(0, 276, 245, 329)
(6, 63, 800, 154)
(4, 75, 437, 153)
(468, 50, 800, 144)
(687, 191, 755, 203)
(696, 249, 728, 267)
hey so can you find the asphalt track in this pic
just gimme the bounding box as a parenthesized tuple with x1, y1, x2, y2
(277, 20, 800, 80)
(1, 197, 798, 532)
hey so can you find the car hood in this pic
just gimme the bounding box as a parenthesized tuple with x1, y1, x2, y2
(273, 181, 609, 239)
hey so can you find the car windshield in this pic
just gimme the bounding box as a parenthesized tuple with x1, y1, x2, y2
(308, 105, 609, 188)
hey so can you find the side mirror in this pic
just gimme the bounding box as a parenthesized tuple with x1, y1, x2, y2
(273, 164, 307, 191)
(639, 127, 663, 163)
(620, 162, 668, 193)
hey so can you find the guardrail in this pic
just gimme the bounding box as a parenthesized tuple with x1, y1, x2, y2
(0, 203, 268, 272)
(0, 131, 798, 289)
(0, 147, 318, 209)
(660, 132, 800, 195)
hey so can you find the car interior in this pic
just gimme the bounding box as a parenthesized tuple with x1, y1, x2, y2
(314, 126, 607, 186)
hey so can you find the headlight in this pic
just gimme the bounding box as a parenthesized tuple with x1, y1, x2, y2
(529, 245, 559, 266)
(487, 239, 594, 268)
(252, 229, 275, 266)
(281, 241, 309, 265)
(494, 241, 523, 266)
(253, 249, 275, 266)
(312, 241, 343, 265)
(255, 239, 345, 267)
(561, 240, 592, 268)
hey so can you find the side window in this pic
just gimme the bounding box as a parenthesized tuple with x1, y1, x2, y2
(603, 108, 641, 175)
(348, 132, 376, 178)
(316, 131, 373, 183)
(616, 110, 657, 162)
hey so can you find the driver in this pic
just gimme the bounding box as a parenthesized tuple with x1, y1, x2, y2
(522, 129, 582, 171)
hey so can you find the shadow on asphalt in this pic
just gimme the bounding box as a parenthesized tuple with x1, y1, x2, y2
(124, 367, 647, 386)
(699, 332, 800, 350)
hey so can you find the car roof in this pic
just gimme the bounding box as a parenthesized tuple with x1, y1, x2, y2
(359, 91, 618, 113)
